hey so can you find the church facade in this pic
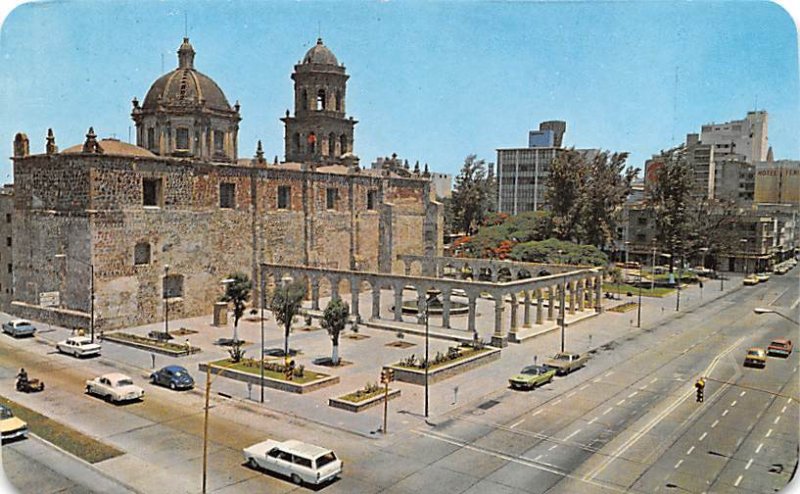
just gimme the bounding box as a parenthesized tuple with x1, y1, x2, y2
(10, 38, 442, 330)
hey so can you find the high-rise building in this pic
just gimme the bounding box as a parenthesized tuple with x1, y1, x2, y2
(700, 110, 768, 163)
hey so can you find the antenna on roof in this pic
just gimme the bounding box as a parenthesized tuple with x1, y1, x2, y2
(128, 126, 131, 144)
(317, 21, 321, 39)
(184, 12, 188, 38)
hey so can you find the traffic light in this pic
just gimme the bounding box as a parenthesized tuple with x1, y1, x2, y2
(380, 368, 394, 384)
(695, 378, 705, 403)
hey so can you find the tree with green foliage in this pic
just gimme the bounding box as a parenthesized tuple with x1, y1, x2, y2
(450, 155, 493, 235)
(510, 238, 608, 266)
(454, 211, 551, 258)
(269, 279, 307, 356)
(221, 273, 252, 343)
(321, 297, 350, 365)
(545, 149, 588, 242)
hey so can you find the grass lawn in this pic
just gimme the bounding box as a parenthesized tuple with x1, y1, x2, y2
(339, 387, 389, 403)
(603, 283, 675, 298)
(396, 346, 492, 371)
(0, 396, 123, 464)
(210, 359, 328, 384)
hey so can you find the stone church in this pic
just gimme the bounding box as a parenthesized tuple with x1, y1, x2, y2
(10, 38, 442, 330)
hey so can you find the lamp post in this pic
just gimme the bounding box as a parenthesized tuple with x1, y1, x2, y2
(754, 307, 799, 325)
(698, 247, 709, 299)
(423, 292, 436, 419)
(280, 276, 293, 358)
(650, 244, 657, 291)
(54, 254, 94, 342)
(260, 276, 266, 403)
(164, 264, 170, 340)
(740, 239, 749, 276)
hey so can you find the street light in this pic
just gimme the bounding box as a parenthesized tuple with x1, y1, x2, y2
(259, 277, 266, 403)
(754, 307, 799, 325)
(740, 239, 749, 276)
(220, 278, 236, 341)
(163, 264, 171, 340)
(698, 247, 709, 299)
(54, 254, 94, 343)
(423, 292, 437, 419)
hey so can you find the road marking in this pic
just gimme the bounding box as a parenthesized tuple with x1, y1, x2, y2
(588, 417, 598, 425)
(674, 459, 683, 469)
(510, 419, 525, 429)
(686, 446, 695, 455)
(781, 405, 787, 414)
(789, 397, 794, 404)
(774, 416, 781, 425)
(605, 371, 614, 377)
(616, 399, 626, 406)
(734, 474, 743, 487)
(731, 400, 737, 407)
(593, 378, 602, 383)
(766, 429, 773, 438)
(531, 409, 543, 417)
(794, 367, 798, 373)
(579, 384, 589, 391)
(699, 432, 708, 441)
(549, 444, 559, 451)
(552, 399, 562, 406)
(603, 407, 613, 415)
(756, 443, 763, 454)
(711, 420, 719, 428)
(740, 391, 747, 397)
(736, 437, 744, 448)
(650, 377, 659, 384)
(534, 454, 543, 461)
(628, 391, 639, 398)
(564, 429, 582, 441)
(640, 384, 648, 390)
(745, 458, 753, 470)
(722, 409, 729, 417)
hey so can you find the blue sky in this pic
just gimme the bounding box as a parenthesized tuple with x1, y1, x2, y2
(0, 0, 798, 182)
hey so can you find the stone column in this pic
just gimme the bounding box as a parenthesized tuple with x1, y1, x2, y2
(441, 288, 452, 329)
(536, 288, 544, 325)
(510, 294, 519, 331)
(577, 279, 585, 311)
(569, 281, 576, 315)
(371, 286, 381, 320)
(595, 275, 603, 313)
(350, 279, 360, 322)
(311, 279, 320, 311)
(393, 286, 404, 322)
(491, 297, 508, 347)
(330, 278, 340, 301)
(416, 290, 426, 324)
(558, 284, 566, 321)
(547, 286, 555, 320)
(585, 278, 593, 310)
(467, 294, 477, 336)
(523, 291, 531, 328)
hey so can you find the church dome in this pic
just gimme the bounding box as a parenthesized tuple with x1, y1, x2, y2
(302, 38, 339, 66)
(141, 38, 233, 112)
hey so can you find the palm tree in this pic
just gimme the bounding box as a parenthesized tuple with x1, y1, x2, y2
(221, 273, 252, 342)
(269, 278, 307, 356)
(321, 297, 349, 365)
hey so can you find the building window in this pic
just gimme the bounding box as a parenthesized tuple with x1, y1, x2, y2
(335, 90, 342, 111)
(367, 190, 377, 210)
(293, 133, 301, 154)
(7, 263, 11, 274)
(307, 133, 316, 154)
(301, 89, 308, 111)
(328, 132, 336, 157)
(143, 178, 163, 207)
(219, 183, 235, 209)
(134, 242, 151, 266)
(163, 274, 183, 299)
(277, 186, 291, 209)
(176, 128, 190, 150)
(5, 213, 10, 223)
(5, 237, 10, 247)
(326, 188, 338, 209)
(214, 131, 224, 152)
(316, 89, 326, 110)
(340, 134, 347, 154)
(147, 128, 155, 150)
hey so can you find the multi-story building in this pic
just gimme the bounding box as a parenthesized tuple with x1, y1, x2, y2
(10, 37, 442, 330)
(0, 185, 13, 311)
(755, 160, 800, 205)
(700, 110, 768, 164)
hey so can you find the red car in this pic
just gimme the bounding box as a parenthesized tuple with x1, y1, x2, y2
(767, 339, 793, 357)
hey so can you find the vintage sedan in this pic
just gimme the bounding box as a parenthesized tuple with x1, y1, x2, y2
(767, 339, 793, 357)
(57, 336, 101, 358)
(0, 404, 28, 442)
(85, 373, 144, 403)
(743, 276, 759, 286)
(243, 439, 342, 486)
(509, 365, 556, 390)
(150, 365, 194, 390)
(2, 320, 36, 338)
(743, 348, 767, 368)
(544, 352, 588, 376)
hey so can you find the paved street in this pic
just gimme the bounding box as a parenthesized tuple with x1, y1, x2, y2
(0, 268, 796, 493)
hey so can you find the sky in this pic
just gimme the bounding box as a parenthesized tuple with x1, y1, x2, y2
(0, 0, 798, 183)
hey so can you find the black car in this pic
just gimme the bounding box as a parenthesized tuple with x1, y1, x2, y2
(150, 365, 194, 390)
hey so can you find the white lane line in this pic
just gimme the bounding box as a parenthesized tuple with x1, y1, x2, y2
(774, 416, 781, 425)
(781, 405, 787, 414)
(736, 437, 744, 448)
(731, 400, 737, 407)
(650, 377, 658, 384)
(686, 446, 695, 455)
(552, 399, 562, 406)
(674, 459, 683, 469)
(593, 378, 603, 383)
(756, 443, 764, 454)
(605, 371, 615, 377)
(534, 454, 543, 461)
(794, 367, 798, 373)
(588, 417, 598, 425)
(745, 458, 754, 470)
(616, 399, 626, 406)
(711, 420, 719, 428)
(740, 391, 747, 397)
(734, 474, 743, 487)
(549, 444, 559, 451)
(789, 397, 794, 404)
(766, 429, 773, 438)
(699, 432, 708, 441)
(510, 419, 525, 429)
(566, 392, 576, 398)
(603, 407, 613, 415)
(563, 429, 583, 441)
(722, 409, 729, 417)
(579, 384, 589, 391)
(640, 384, 648, 390)
(628, 391, 639, 398)
(531, 409, 543, 417)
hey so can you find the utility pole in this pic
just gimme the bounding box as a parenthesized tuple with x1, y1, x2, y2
(202, 365, 211, 493)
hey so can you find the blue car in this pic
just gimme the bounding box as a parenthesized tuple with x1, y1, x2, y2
(149, 365, 194, 390)
(2, 320, 36, 338)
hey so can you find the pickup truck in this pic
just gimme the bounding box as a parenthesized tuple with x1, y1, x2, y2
(544, 352, 588, 376)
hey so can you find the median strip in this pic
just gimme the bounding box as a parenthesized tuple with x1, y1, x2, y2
(0, 396, 123, 464)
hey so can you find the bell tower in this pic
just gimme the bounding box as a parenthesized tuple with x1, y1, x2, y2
(281, 38, 357, 164)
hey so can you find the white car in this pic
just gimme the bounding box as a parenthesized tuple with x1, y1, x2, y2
(243, 439, 342, 486)
(85, 373, 144, 403)
(56, 336, 101, 357)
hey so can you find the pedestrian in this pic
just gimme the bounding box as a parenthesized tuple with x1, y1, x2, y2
(452, 385, 459, 405)
(185, 338, 191, 351)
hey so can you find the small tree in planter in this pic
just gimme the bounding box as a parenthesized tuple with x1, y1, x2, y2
(227, 340, 246, 363)
(321, 297, 349, 366)
(221, 273, 252, 343)
(270, 279, 307, 357)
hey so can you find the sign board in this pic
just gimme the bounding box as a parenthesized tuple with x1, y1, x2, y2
(39, 291, 60, 308)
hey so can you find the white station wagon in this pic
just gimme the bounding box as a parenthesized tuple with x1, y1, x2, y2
(85, 373, 144, 403)
(243, 439, 342, 486)
(57, 336, 101, 357)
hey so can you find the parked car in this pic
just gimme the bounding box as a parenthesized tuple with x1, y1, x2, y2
(243, 439, 342, 486)
(743, 348, 767, 368)
(2, 320, 36, 338)
(509, 364, 556, 390)
(0, 404, 28, 442)
(85, 373, 144, 403)
(56, 336, 101, 358)
(544, 352, 588, 376)
(743, 276, 759, 286)
(150, 365, 194, 390)
(767, 339, 793, 357)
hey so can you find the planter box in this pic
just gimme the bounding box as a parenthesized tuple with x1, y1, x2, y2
(328, 388, 401, 413)
(101, 333, 200, 357)
(385, 347, 501, 385)
(198, 363, 339, 394)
